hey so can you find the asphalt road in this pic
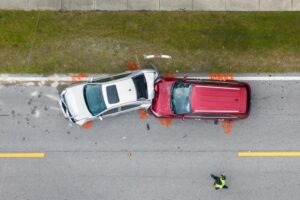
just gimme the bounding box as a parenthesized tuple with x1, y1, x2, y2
(0, 80, 299, 200)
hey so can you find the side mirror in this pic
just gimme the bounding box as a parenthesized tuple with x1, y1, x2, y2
(181, 116, 185, 121)
(183, 75, 188, 80)
(99, 116, 103, 121)
(89, 77, 94, 82)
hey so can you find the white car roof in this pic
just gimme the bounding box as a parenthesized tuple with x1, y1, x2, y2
(102, 78, 137, 109)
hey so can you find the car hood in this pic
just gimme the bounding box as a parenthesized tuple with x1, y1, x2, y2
(151, 80, 174, 116)
(144, 71, 156, 100)
(63, 84, 92, 121)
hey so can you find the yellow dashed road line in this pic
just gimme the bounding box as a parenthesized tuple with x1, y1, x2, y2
(238, 152, 300, 157)
(0, 152, 45, 158)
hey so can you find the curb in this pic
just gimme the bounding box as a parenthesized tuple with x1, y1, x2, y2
(1, 73, 300, 83)
(0, 73, 107, 83)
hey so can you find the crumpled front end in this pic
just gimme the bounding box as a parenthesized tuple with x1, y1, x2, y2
(59, 90, 76, 123)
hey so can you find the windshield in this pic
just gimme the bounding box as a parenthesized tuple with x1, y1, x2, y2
(171, 82, 192, 114)
(83, 84, 107, 116)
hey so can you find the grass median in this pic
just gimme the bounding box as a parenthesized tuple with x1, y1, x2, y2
(1, 11, 300, 73)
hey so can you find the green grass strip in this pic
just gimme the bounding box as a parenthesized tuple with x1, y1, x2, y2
(1, 11, 300, 73)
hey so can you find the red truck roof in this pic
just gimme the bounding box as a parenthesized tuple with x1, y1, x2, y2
(190, 84, 247, 114)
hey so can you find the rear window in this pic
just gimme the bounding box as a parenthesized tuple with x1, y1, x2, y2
(132, 74, 148, 99)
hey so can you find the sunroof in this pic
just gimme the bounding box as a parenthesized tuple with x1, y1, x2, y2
(106, 85, 120, 104)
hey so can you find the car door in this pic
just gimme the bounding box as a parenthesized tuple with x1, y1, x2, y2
(99, 107, 120, 118)
(120, 103, 143, 114)
(185, 113, 237, 120)
(91, 72, 132, 83)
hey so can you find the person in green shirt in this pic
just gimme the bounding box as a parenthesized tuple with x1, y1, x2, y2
(211, 174, 228, 190)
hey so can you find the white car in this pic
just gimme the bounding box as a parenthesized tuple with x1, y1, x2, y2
(59, 69, 158, 125)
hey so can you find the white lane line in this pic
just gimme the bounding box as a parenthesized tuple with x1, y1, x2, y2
(45, 94, 59, 101)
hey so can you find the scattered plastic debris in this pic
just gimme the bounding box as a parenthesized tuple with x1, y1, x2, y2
(71, 73, 88, 82)
(127, 61, 139, 70)
(81, 121, 93, 129)
(209, 73, 234, 81)
(143, 54, 172, 59)
(139, 109, 149, 120)
(147, 123, 150, 130)
(159, 118, 173, 127)
(221, 120, 233, 134)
